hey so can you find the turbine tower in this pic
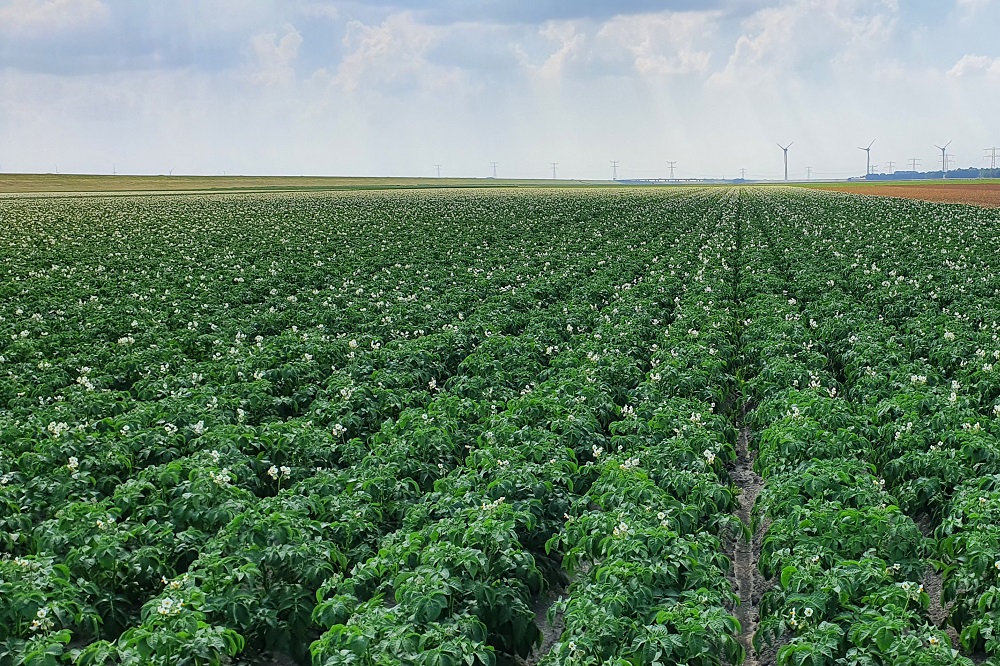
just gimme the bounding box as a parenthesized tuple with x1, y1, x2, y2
(777, 142, 793, 181)
(858, 140, 875, 177)
(934, 141, 951, 179)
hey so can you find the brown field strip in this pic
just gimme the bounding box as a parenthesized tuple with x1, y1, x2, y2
(814, 182, 1000, 207)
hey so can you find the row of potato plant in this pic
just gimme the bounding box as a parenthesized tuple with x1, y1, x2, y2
(748, 188, 1000, 664)
(1, 188, 736, 664)
(529, 191, 745, 665)
(739, 190, 971, 666)
(308, 191, 745, 664)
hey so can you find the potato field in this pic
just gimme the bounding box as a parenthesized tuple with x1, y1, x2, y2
(3, 187, 1000, 666)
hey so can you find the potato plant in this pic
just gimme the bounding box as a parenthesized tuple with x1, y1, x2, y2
(4, 186, 1000, 664)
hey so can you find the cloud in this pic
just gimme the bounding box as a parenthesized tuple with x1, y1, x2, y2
(344, 0, 733, 26)
(0, 1, 289, 75)
(299, 3, 339, 20)
(710, 0, 899, 85)
(948, 53, 1000, 77)
(2, 0, 1000, 178)
(250, 24, 303, 85)
(955, 0, 991, 14)
(512, 10, 718, 82)
(514, 21, 586, 79)
(596, 11, 717, 77)
(333, 12, 461, 93)
(0, 0, 109, 35)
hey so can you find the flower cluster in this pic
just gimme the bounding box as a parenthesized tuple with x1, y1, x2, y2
(209, 469, 232, 487)
(267, 465, 291, 480)
(29, 607, 54, 633)
(156, 597, 185, 616)
(480, 496, 506, 511)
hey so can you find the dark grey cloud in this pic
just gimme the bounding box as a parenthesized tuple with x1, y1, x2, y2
(1, 2, 246, 74)
(0, 0, 767, 77)
(0, 0, 337, 75)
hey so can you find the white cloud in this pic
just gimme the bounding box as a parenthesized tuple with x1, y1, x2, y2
(515, 21, 587, 79)
(711, 0, 898, 85)
(250, 24, 303, 86)
(334, 13, 461, 93)
(0, 0, 108, 35)
(596, 12, 716, 77)
(948, 53, 1000, 77)
(515, 11, 717, 81)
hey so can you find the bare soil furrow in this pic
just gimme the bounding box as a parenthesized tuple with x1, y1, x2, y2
(732, 413, 765, 666)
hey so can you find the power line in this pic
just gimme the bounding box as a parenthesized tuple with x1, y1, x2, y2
(740, 167, 747, 180)
(985, 147, 999, 171)
(490, 161, 499, 178)
(666, 160, 677, 180)
(885, 161, 895, 174)
(908, 157, 920, 171)
(805, 166, 812, 180)
(610, 160, 619, 181)
(550, 162, 558, 179)
(434, 164, 442, 178)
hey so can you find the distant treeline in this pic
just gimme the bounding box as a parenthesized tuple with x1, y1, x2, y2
(857, 168, 1000, 181)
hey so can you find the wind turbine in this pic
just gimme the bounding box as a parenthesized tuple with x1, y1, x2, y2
(858, 140, 875, 177)
(934, 141, 952, 179)
(777, 142, 793, 181)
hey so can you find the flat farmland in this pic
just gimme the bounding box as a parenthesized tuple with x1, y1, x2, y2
(2, 187, 1000, 666)
(0, 174, 606, 196)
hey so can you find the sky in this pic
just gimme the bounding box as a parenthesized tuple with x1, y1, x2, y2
(1, 0, 999, 180)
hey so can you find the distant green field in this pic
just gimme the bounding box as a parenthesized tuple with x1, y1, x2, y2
(0, 173, 609, 195)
